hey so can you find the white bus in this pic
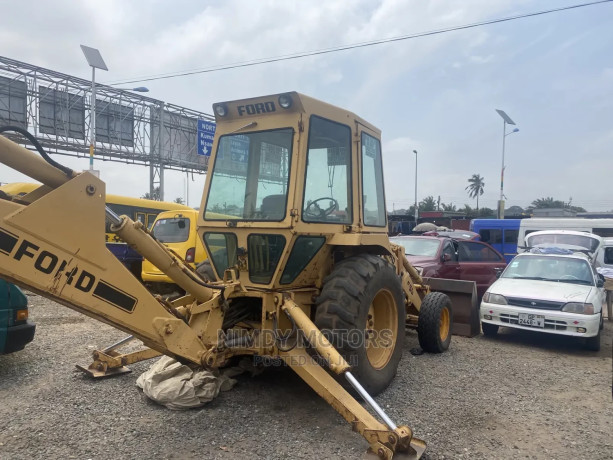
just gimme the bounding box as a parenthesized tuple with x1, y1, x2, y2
(518, 218, 613, 248)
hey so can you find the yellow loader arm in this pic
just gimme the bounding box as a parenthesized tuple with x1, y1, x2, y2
(0, 133, 425, 459)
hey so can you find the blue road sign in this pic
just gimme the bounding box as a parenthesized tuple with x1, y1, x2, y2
(197, 119, 216, 156)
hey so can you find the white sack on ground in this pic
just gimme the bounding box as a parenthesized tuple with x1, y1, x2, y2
(136, 356, 238, 410)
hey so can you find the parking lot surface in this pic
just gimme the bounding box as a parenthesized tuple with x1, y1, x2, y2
(0, 293, 611, 459)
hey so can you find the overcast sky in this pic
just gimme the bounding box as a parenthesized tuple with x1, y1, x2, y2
(1, 0, 612, 211)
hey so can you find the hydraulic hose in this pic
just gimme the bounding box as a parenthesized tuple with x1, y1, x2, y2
(0, 126, 74, 177)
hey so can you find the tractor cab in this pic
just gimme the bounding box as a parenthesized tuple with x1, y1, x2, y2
(199, 92, 390, 287)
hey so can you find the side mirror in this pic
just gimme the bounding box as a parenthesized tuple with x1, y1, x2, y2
(597, 278, 604, 288)
(441, 253, 452, 263)
(494, 267, 503, 279)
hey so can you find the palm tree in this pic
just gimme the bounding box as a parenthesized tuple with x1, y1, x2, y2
(465, 174, 485, 211)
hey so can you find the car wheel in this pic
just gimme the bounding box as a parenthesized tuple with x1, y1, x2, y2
(585, 329, 601, 352)
(481, 322, 499, 337)
(417, 292, 453, 353)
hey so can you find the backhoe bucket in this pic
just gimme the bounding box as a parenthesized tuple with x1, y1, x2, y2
(421, 277, 479, 337)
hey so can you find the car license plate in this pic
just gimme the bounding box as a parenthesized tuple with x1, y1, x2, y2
(518, 313, 545, 327)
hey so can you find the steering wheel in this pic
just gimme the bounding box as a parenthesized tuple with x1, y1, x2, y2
(304, 197, 339, 218)
(560, 274, 579, 280)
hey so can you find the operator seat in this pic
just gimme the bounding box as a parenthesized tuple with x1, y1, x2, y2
(261, 194, 286, 220)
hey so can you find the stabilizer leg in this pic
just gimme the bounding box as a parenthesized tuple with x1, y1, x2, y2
(76, 335, 161, 378)
(280, 298, 426, 459)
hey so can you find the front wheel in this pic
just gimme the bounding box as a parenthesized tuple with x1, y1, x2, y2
(417, 292, 453, 353)
(315, 254, 405, 395)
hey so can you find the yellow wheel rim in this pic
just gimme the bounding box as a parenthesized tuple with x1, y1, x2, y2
(439, 306, 450, 341)
(365, 289, 398, 370)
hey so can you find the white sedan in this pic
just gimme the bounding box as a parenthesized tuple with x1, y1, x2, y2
(480, 247, 605, 350)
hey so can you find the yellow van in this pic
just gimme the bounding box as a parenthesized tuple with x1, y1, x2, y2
(142, 209, 207, 295)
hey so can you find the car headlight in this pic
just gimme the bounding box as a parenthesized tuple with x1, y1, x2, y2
(483, 292, 507, 305)
(561, 302, 594, 315)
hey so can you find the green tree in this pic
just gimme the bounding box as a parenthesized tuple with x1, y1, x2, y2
(461, 204, 474, 217)
(419, 196, 437, 211)
(465, 174, 485, 211)
(441, 202, 457, 212)
(141, 187, 161, 201)
(531, 197, 565, 209)
(174, 197, 184, 204)
(478, 207, 495, 217)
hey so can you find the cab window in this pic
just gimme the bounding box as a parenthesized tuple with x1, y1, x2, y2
(302, 116, 351, 224)
(361, 132, 386, 227)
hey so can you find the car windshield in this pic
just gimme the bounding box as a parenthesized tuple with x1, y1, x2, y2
(390, 237, 441, 257)
(502, 255, 594, 285)
(152, 218, 190, 243)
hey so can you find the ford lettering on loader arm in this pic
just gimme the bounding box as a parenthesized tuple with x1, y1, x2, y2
(0, 93, 476, 459)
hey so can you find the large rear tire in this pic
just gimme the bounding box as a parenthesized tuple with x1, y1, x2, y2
(314, 254, 404, 395)
(417, 292, 453, 353)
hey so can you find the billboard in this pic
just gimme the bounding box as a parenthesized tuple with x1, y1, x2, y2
(151, 108, 208, 170)
(0, 75, 27, 128)
(39, 86, 85, 139)
(95, 99, 134, 147)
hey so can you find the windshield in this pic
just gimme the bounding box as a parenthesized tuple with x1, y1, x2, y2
(153, 218, 190, 243)
(390, 237, 441, 257)
(204, 128, 292, 221)
(526, 233, 600, 252)
(502, 255, 594, 285)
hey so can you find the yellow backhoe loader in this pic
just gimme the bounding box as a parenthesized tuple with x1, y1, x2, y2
(0, 92, 476, 459)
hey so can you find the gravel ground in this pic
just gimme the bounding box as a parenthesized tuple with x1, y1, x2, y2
(0, 293, 611, 460)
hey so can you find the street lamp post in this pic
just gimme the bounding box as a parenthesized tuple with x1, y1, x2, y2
(495, 109, 518, 219)
(413, 149, 418, 224)
(80, 45, 108, 173)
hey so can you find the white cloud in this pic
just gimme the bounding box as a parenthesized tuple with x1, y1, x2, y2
(1, 0, 613, 211)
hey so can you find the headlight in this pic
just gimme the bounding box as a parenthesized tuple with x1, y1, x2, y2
(214, 103, 228, 117)
(561, 303, 594, 315)
(278, 94, 293, 109)
(483, 292, 507, 305)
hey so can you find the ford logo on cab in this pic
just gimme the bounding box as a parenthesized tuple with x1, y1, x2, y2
(237, 101, 276, 116)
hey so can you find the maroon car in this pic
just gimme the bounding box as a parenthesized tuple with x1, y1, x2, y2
(389, 235, 507, 300)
